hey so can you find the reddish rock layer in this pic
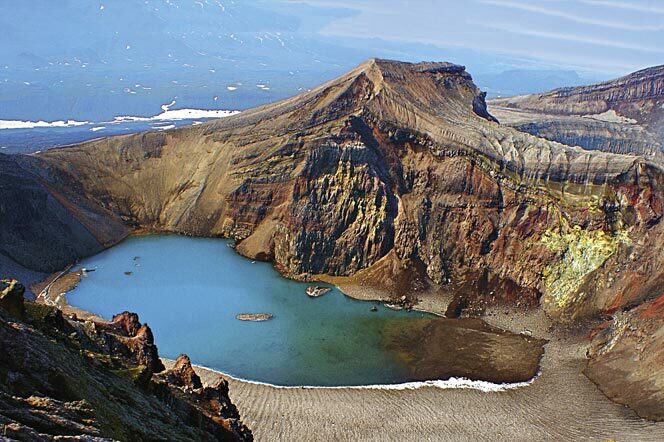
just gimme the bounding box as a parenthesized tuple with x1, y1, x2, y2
(586, 294, 664, 421)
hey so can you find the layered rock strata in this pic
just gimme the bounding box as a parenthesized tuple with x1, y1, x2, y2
(489, 65, 664, 160)
(11, 59, 662, 324)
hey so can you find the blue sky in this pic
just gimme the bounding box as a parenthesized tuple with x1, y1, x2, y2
(291, 0, 664, 74)
(0, 0, 661, 121)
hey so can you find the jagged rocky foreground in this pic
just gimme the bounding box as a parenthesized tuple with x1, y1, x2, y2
(489, 65, 664, 159)
(3, 58, 664, 420)
(0, 279, 252, 441)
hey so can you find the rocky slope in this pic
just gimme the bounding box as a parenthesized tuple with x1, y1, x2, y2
(489, 65, 664, 159)
(0, 152, 127, 274)
(0, 279, 252, 441)
(586, 293, 664, 421)
(3, 58, 664, 419)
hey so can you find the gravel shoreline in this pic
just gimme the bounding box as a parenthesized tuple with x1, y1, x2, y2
(181, 324, 664, 441)
(170, 285, 664, 441)
(37, 272, 664, 440)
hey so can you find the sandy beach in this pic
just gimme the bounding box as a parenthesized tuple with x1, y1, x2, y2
(185, 320, 664, 441)
(166, 295, 664, 441)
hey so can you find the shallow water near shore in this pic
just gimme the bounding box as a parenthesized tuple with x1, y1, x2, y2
(69, 235, 541, 386)
(67, 235, 544, 389)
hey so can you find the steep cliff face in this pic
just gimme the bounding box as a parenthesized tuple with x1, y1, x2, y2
(586, 294, 664, 421)
(0, 153, 127, 273)
(0, 279, 252, 441)
(9, 59, 664, 325)
(489, 65, 664, 159)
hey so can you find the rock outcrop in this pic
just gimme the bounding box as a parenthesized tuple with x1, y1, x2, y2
(0, 279, 252, 441)
(586, 294, 664, 421)
(158, 354, 204, 390)
(72, 311, 166, 383)
(489, 65, 664, 160)
(0, 278, 26, 319)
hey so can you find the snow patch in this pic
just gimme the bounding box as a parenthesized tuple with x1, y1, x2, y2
(0, 119, 90, 130)
(114, 100, 239, 122)
(0, 101, 238, 131)
(583, 109, 637, 124)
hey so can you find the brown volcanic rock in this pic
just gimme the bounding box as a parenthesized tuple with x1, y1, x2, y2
(8, 58, 664, 324)
(586, 294, 664, 421)
(0, 278, 26, 319)
(0, 153, 128, 273)
(491, 65, 664, 117)
(159, 354, 204, 390)
(4, 57, 664, 422)
(489, 65, 664, 159)
(156, 355, 250, 438)
(0, 290, 251, 441)
(75, 311, 166, 378)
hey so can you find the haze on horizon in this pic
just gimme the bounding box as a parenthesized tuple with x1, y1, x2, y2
(1, 0, 662, 121)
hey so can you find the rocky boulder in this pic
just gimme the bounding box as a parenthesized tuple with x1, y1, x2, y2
(0, 278, 25, 319)
(75, 311, 165, 379)
(159, 354, 204, 390)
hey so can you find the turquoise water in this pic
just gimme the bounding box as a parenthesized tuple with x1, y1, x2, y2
(68, 235, 432, 386)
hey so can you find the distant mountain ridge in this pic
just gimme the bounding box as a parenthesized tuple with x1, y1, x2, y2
(475, 68, 589, 98)
(489, 65, 664, 159)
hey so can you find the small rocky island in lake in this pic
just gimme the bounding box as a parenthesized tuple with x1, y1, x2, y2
(236, 313, 274, 322)
(306, 286, 331, 298)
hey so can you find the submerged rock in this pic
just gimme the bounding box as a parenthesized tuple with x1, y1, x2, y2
(236, 313, 273, 322)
